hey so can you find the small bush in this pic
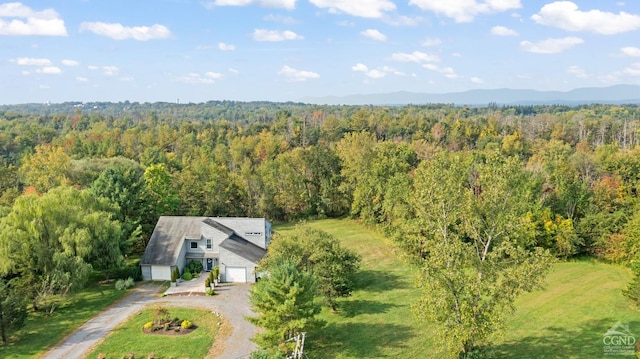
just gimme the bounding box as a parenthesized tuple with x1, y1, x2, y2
(174, 327, 180, 332)
(205, 277, 211, 288)
(182, 271, 193, 281)
(205, 288, 215, 296)
(124, 277, 135, 289)
(181, 319, 192, 329)
(143, 321, 153, 330)
(115, 279, 126, 290)
(164, 322, 170, 331)
(186, 260, 203, 275)
(208, 271, 215, 283)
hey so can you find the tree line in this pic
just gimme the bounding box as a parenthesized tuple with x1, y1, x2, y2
(0, 101, 639, 355)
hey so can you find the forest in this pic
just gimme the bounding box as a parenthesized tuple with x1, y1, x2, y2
(0, 101, 639, 355)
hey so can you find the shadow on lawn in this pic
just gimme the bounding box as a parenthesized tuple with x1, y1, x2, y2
(310, 322, 415, 358)
(493, 318, 640, 358)
(338, 299, 398, 318)
(353, 269, 408, 292)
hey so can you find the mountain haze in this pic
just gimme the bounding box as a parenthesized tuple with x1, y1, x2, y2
(299, 85, 640, 106)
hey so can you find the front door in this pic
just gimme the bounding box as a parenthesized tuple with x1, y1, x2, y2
(206, 258, 213, 271)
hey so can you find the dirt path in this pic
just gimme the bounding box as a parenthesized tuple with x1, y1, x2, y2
(41, 283, 257, 359)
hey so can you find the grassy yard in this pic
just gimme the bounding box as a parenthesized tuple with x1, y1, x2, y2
(276, 219, 640, 358)
(0, 280, 129, 359)
(87, 306, 221, 359)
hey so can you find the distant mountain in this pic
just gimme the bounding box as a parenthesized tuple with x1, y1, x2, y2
(299, 84, 640, 106)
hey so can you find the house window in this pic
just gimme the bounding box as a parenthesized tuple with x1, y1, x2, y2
(245, 232, 262, 236)
(206, 239, 212, 250)
(190, 241, 198, 249)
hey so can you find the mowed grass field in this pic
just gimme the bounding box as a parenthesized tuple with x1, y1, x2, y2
(276, 219, 640, 358)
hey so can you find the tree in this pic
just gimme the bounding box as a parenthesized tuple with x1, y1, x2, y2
(0, 278, 26, 344)
(144, 163, 180, 216)
(406, 151, 553, 357)
(19, 145, 71, 193)
(0, 187, 124, 313)
(248, 259, 322, 351)
(260, 226, 361, 310)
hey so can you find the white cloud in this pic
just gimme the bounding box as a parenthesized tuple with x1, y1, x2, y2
(366, 69, 386, 79)
(204, 0, 296, 9)
(421, 38, 442, 47)
(532, 1, 640, 35)
(491, 25, 518, 36)
(0, 3, 67, 36)
(278, 65, 319, 82)
(309, 0, 396, 19)
(76, 77, 89, 82)
(62, 59, 79, 66)
(12, 57, 51, 66)
(228, 68, 239, 74)
(79, 22, 171, 41)
(621, 47, 640, 57)
(470, 77, 484, 84)
(361, 29, 387, 41)
(352, 63, 368, 72)
(253, 29, 303, 41)
(177, 72, 225, 84)
(102, 66, 119, 76)
(410, 0, 522, 23)
(352, 63, 403, 78)
(520, 36, 584, 54)
(624, 63, 640, 76)
(390, 51, 439, 63)
(88, 65, 99, 70)
(423, 63, 458, 78)
(21, 70, 29, 75)
(567, 65, 588, 78)
(37, 66, 61, 74)
(218, 42, 236, 51)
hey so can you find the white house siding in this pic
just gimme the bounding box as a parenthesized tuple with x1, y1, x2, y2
(219, 246, 258, 283)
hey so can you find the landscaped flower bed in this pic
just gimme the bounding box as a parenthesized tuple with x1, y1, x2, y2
(141, 306, 197, 335)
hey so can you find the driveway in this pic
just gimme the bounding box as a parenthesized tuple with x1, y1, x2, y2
(41, 282, 257, 359)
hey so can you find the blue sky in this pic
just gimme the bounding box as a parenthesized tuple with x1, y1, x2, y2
(1, 1, 640, 104)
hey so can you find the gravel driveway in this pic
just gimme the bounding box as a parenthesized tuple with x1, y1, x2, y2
(41, 282, 257, 359)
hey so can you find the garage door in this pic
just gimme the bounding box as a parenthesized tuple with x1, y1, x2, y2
(225, 267, 247, 283)
(151, 265, 171, 281)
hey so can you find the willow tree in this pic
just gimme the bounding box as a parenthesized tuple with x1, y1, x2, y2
(407, 151, 553, 357)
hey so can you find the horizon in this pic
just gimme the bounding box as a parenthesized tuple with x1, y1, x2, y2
(2, 1, 640, 105)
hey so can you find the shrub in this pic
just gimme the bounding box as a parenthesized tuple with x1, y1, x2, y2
(181, 319, 192, 329)
(173, 267, 180, 281)
(153, 306, 170, 323)
(182, 271, 193, 281)
(208, 270, 215, 283)
(186, 260, 203, 275)
(171, 268, 177, 282)
(164, 322, 170, 331)
(205, 277, 211, 288)
(143, 322, 153, 330)
(212, 265, 220, 280)
(115, 279, 126, 290)
(124, 277, 135, 289)
(206, 288, 215, 296)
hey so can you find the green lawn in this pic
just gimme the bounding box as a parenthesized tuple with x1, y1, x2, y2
(87, 306, 221, 359)
(276, 219, 640, 358)
(0, 281, 129, 359)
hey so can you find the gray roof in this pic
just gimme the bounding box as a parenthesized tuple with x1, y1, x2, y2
(220, 234, 267, 263)
(140, 216, 206, 265)
(141, 216, 267, 266)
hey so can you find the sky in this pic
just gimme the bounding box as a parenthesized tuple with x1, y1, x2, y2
(1, 0, 640, 104)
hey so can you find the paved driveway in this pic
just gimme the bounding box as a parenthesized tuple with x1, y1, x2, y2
(41, 282, 257, 359)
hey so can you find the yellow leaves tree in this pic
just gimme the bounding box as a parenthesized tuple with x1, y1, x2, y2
(19, 145, 71, 193)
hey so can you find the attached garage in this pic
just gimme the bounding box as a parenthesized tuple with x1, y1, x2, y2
(225, 267, 247, 283)
(151, 265, 172, 281)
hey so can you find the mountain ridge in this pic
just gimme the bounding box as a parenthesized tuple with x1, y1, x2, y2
(299, 84, 640, 106)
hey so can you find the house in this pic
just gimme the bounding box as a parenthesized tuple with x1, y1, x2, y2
(140, 216, 272, 283)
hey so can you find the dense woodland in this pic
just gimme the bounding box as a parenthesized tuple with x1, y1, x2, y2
(1, 101, 640, 353)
